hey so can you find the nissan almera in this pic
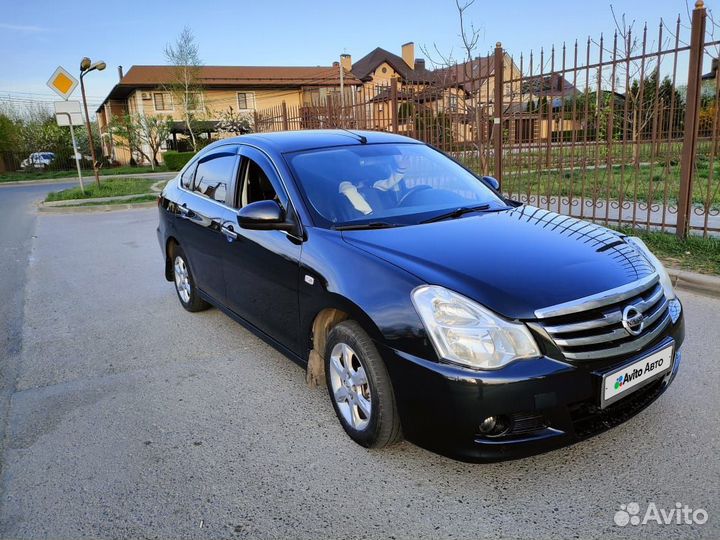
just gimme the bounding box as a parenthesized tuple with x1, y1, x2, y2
(157, 130, 684, 462)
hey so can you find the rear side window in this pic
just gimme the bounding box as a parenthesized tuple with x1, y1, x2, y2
(193, 155, 237, 204)
(180, 163, 196, 189)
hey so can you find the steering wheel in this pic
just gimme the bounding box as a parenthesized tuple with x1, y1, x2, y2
(397, 185, 433, 207)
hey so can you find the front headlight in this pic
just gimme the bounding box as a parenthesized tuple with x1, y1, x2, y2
(411, 285, 540, 370)
(626, 236, 682, 323)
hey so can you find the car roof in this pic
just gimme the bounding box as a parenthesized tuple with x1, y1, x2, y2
(204, 129, 422, 154)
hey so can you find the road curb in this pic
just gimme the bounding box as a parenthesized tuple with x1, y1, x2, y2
(43, 193, 156, 207)
(668, 268, 720, 298)
(38, 201, 157, 213)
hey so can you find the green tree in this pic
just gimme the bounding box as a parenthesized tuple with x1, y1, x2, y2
(215, 106, 253, 136)
(138, 115, 172, 168)
(110, 114, 152, 166)
(0, 113, 21, 153)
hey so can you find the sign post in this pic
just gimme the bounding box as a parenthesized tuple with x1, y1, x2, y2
(47, 67, 85, 191)
(54, 101, 85, 193)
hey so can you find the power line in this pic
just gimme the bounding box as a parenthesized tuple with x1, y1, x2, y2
(0, 95, 102, 106)
(0, 89, 106, 100)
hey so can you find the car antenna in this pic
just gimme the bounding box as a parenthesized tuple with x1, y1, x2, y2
(338, 128, 367, 144)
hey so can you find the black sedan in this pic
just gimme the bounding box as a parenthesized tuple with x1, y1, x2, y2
(157, 130, 684, 462)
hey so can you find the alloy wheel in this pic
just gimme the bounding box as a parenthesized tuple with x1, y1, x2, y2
(173, 255, 191, 304)
(329, 342, 372, 431)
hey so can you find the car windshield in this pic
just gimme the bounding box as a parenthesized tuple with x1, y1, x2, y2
(285, 143, 506, 228)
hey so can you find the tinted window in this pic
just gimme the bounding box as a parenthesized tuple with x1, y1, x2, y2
(193, 155, 236, 204)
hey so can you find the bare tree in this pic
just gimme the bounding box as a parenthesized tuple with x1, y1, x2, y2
(164, 26, 203, 151)
(598, 6, 671, 166)
(421, 0, 490, 173)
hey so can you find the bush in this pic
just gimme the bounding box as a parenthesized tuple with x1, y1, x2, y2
(163, 151, 196, 171)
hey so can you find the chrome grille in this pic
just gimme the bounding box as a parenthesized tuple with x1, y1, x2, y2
(534, 274, 671, 361)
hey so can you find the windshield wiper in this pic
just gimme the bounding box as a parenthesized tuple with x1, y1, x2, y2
(333, 221, 402, 231)
(420, 204, 491, 224)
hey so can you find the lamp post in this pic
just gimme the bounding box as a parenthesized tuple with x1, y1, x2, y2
(80, 57, 106, 187)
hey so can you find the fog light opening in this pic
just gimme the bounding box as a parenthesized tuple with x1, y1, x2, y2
(478, 415, 511, 437)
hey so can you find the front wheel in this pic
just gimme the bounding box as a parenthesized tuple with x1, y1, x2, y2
(171, 245, 210, 312)
(325, 321, 401, 448)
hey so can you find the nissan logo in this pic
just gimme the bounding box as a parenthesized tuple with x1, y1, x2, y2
(622, 305, 646, 336)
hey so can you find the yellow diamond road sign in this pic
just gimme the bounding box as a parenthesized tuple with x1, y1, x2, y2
(47, 66, 78, 100)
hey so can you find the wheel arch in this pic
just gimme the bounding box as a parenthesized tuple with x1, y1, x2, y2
(304, 297, 384, 387)
(164, 236, 180, 281)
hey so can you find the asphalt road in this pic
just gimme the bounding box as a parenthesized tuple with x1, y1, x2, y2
(0, 201, 718, 539)
(0, 181, 80, 470)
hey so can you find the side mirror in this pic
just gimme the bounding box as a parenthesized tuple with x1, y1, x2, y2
(237, 200, 292, 231)
(482, 176, 501, 191)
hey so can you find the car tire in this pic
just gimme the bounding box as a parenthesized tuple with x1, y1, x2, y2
(325, 321, 401, 448)
(170, 245, 210, 312)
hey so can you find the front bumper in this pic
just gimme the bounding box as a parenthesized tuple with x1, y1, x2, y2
(379, 314, 684, 462)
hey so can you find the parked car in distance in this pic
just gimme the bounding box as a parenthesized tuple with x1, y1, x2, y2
(156, 130, 684, 462)
(20, 152, 55, 170)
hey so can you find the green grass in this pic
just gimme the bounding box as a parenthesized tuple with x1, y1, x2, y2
(459, 140, 720, 208)
(45, 177, 156, 202)
(491, 160, 719, 208)
(0, 165, 168, 183)
(73, 194, 158, 206)
(616, 227, 720, 275)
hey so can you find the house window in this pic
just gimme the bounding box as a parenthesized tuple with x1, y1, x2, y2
(449, 94, 459, 112)
(237, 92, 255, 111)
(186, 92, 204, 112)
(153, 92, 173, 112)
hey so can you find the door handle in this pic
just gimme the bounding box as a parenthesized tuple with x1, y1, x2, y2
(221, 224, 238, 240)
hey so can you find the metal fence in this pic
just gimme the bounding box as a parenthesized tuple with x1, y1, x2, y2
(0, 151, 96, 174)
(254, 1, 719, 238)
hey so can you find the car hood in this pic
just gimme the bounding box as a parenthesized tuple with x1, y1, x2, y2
(341, 205, 655, 319)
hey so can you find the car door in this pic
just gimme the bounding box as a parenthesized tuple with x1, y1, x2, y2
(222, 146, 302, 354)
(174, 147, 240, 304)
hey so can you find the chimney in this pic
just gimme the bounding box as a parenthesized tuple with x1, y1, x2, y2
(414, 58, 425, 71)
(118, 65, 124, 81)
(340, 54, 352, 72)
(401, 42, 414, 69)
(332, 61, 340, 67)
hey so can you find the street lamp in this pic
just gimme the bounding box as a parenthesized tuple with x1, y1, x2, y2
(80, 57, 106, 187)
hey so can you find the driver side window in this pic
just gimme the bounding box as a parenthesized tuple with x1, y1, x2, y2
(238, 158, 280, 208)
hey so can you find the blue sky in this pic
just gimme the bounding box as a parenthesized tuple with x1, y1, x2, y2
(0, 0, 708, 110)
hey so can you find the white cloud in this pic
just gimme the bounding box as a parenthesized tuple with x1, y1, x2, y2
(0, 23, 47, 32)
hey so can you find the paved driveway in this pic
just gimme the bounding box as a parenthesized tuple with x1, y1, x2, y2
(0, 205, 718, 539)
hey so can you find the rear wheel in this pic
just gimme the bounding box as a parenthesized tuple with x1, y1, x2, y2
(325, 321, 401, 448)
(171, 245, 210, 312)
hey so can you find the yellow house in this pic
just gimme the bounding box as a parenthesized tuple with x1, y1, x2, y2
(96, 65, 360, 164)
(340, 43, 522, 144)
(515, 73, 582, 143)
